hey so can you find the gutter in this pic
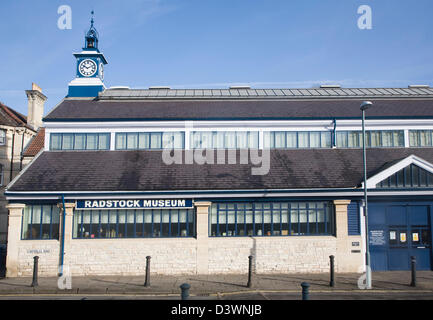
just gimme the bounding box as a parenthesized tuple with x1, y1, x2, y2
(59, 194, 66, 277)
(9, 131, 15, 182)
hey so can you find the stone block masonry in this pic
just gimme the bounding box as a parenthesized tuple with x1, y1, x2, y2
(6, 200, 364, 276)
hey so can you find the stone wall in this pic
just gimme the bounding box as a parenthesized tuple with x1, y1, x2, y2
(13, 236, 362, 276)
(208, 236, 338, 274)
(68, 238, 197, 276)
(16, 241, 59, 276)
(6, 200, 364, 277)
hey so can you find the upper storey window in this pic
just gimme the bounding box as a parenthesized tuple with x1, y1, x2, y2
(336, 130, 404, 148)
(191, 131, 259, 149)
(115, 132, 184, 150)
(264, 131, 331, 149)
(50, 133, 110, 150)
(0, 130, 5, 145)
(409, 130, 433, 147)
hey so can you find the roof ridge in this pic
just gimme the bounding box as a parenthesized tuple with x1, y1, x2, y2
(0, 102, 27, 126)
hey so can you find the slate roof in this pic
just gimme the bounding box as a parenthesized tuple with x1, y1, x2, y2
(7, 148, 433, 193)
(44, 98, 433, 122)
(45, 89, 433, 121)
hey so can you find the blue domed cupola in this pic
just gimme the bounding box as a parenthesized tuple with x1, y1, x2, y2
(67, 11, 108, 98)
(84, 13, 99, 50)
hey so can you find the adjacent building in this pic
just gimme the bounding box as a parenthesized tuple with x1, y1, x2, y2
(0, 84, 45, 275)
(4, 20, 433, 277)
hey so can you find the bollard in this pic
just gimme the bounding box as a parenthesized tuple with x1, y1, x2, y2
(180, 283, 191, 300)
(144, 256, 151, 287)
(31, 256, 39, 287)
(301, 282, 310, 300)
(410, 256, 416, 287)
(247, 255, 253, 288)
(329, 255, 335, 287)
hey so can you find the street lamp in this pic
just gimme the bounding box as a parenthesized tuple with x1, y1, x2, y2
(361, 101, 373, 289)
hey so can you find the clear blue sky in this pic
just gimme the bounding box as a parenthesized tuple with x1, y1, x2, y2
(1, 0, 432, 116)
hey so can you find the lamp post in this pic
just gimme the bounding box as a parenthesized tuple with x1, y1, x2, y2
(361, 101, 373, 289)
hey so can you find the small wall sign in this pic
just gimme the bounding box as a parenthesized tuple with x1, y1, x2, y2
(369, 230, 386, 246)
(27, 249, 50, 254)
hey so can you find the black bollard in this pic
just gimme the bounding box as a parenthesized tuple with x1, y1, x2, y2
(180, 283, 191, 300)
(144, 256, 151, 287)
(329, 255, 335, 287)
(31, 256, 39, 287)
(410, 256, 416, 287)
(247, 255, 253, 288)
(301, 282, 310, 300)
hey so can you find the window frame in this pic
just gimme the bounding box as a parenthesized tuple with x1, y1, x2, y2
(115, 132, 185, 150)
(50, 133, 110, 151)
(209, 201, 334, 237)
(263, 131, 332, 149)
(336, 130, 404, 148)
(0, 130, 6, 146)
(72, 208, 196, 239)
(21, 205, 60, 240)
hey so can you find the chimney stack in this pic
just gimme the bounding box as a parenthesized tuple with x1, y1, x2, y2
(25, 83, 47, 130)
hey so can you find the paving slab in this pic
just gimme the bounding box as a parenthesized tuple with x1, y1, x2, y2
(0, 271, 432, 297)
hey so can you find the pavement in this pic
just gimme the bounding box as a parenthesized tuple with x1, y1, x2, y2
(0, 271, 432, 299)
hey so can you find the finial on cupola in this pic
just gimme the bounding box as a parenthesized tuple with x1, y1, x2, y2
(84, 10, 99, 50)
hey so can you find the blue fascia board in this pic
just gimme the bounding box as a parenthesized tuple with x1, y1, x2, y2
(42, 116, 433, 122)
(67, 85, 104, 98)
(5, 188, 357, 198)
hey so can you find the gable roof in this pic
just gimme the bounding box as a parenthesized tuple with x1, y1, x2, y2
(7, 148, 433, 194)
(365, 155, 433, 188)
(0, 102, 31, 129)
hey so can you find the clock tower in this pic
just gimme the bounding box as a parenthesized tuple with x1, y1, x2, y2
(67, 12, 108, 97)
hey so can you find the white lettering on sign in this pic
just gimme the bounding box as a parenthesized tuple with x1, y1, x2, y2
(80, 199, 190, 209)
(143, 200, 186, 208)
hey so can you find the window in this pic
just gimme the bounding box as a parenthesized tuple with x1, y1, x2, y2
(115, 132, 184, 150)
(376, 164, 433, 188)
(0, 130, 5, 145)
(336, 130, 404, 148)
(209, 202, 334, 237)
(21, 205, 60, 240)
(409, 130, 433, 147)
(191, 131, 259, 149)
(73, 209, 195, 238)
(263, 132, 331, 149)
(50, 133, 110, 150)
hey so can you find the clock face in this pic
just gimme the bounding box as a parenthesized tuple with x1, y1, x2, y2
(78, 59, 97, 77)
